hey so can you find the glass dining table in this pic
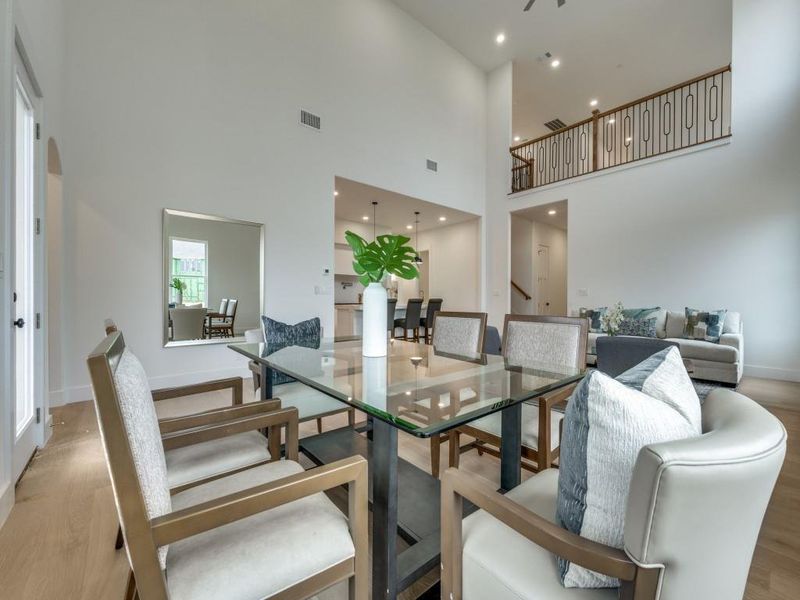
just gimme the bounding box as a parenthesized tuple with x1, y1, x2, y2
(229, 337, 584, 600)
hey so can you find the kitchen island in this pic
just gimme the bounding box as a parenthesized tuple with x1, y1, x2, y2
(335, 302, 427, 337)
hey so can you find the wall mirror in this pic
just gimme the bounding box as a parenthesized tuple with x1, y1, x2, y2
(163, 209, 263, 347)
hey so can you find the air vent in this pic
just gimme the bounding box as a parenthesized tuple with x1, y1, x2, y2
(544, 118, 567, 131)
(426, 159, 438, 172)
(300, 109, 321, 130)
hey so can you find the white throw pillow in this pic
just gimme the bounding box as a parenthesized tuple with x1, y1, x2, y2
(556, 347, 701, 588)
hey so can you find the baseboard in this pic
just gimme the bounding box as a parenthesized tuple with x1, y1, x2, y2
(53, 366, 253, 405)
(0, 480, 13, 530)
(744, 364, 800, 383)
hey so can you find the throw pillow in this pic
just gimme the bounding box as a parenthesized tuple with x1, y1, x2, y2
(261, 316, 321, 385)
(683, 308, 727, 343)
(556, 347, 701, 588)
(616, 316, 657, 338)
(579, 307, 606, 333)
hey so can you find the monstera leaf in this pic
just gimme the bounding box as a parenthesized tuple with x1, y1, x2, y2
(344, 231, 420, 286)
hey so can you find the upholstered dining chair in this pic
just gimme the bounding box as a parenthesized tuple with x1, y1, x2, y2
(209, 298, 238, 337)
(244, 328, 357, 434)
(440, 388, 786, 600)
(104, 320, 278, 550)
(449, 315, 588, 473)
(415, 311, 487, 478)
(169, 306, 206, 341)
(387, 298, 398, 333)
(88, 330, 368, 600)
(393, 298, 424, 341)
(419, 297, 443, 343)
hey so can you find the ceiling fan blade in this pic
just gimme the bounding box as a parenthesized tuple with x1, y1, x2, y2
(523, 0, 536, 11)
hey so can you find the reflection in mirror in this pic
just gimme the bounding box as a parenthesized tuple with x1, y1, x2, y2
(163, 209, 263, 347)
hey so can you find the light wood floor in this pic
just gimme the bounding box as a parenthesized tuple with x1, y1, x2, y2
(0, 377, 797, 599)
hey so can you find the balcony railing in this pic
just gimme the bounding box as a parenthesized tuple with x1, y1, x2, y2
(510, 65, 732, 193)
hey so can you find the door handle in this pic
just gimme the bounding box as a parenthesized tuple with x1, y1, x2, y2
(13, 318, 25, 328)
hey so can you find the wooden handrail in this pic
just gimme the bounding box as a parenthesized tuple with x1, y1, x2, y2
(509, 65, 731, 152)
(510, 280, 531, 301)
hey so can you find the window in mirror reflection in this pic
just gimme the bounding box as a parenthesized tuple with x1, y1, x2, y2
(170, 238, 208, 306)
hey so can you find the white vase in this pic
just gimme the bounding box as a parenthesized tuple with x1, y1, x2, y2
(362, 282, 388, 357)
(176, 291, 183, 305)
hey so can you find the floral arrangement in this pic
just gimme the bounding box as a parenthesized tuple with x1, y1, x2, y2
(600, 301, 625, 336)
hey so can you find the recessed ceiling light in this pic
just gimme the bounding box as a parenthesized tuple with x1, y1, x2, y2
(495, 33, 506, 45)
(439, 216, 447, 222)
(362, 216, 369, 221)
(513, 135, 521, 142)
(406, 224, 413, 230)
(589, 99, 598, 107)
(334, 190, 339, 196)
(609, 118, 616, 124)
(548, 209, 557, 216)
(550, 59, 560, 68)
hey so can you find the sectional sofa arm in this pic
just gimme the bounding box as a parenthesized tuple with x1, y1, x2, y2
(719, 332, 744, 359)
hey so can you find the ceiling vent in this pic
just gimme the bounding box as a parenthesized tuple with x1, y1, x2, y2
(426, 159, 438, 172)
(544, 118, 567, 132)
(300, 109, 321, 130)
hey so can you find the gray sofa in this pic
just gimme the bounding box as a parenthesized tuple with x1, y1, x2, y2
(585, 310, 743, 384)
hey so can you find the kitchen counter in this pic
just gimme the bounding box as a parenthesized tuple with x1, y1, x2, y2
(334, 302, 426, 335)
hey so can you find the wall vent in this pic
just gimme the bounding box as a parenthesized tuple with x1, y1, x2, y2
(426, 159, 438, 172)
(543, 118, 567, 131)
(300, 109, 321, 130)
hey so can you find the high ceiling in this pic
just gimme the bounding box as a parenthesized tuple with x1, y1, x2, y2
(390, 0, 732, 139)
(334, 177, 479, 234)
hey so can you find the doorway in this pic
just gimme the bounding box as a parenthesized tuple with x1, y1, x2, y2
(11, 48, 43, 482)
(510, 200, 568, 316)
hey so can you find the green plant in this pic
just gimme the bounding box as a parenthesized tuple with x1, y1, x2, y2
(170, 277, 188, 293)
(344, 231, 419, 286)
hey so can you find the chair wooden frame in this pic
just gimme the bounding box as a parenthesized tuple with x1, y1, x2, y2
(208, 298, 238, 338)
(425, 311, 487, 478)
(440, 467, 660, 600)
(88, 331, 369, 600)
(448, 314, 588, 474)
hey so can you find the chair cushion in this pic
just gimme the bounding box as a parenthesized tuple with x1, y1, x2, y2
(274, 382, 350, 421)
(468, 403, 563, 452)
(557, 348, 701, 588)
(112, 349, 171, 569)
(261, 316, 321, 385)
(462, 469, 617, 600)
(167, 461, 354, 600)
(505, 320, 583, 368)
(666, 338, 738, 363)
(165, 431, 270, 488)
(432, 315, 483, 355)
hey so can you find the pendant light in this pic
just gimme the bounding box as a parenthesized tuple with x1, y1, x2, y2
(372, 201, 378, 241)
(413, 211, 423, 264)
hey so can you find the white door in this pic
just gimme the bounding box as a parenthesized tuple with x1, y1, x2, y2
(536, 244, 550, 314)
(11, 55, 41, 481)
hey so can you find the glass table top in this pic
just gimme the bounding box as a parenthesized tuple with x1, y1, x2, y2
(229, 338, 585, 437)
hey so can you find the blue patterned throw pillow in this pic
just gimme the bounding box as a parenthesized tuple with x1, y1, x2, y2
(556, 347, 701, 588)
(684, 308, 727, 343)
(579, 307, 606, 333)
(261, 316, 321, 385)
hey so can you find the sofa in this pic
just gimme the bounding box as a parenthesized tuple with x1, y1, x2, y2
(584, 309, 743, 384)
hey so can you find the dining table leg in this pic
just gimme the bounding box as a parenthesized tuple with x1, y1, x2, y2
(372, 418, 399, 600)
(500, 402, 522, 492)
(260, 363, 280, 457)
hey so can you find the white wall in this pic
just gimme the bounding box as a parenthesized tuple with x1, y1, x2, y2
(510, 215, 533, 314)
(510, 215, 568, 315)
(57, 0, 487, 402)
(167, 215, 262, 332)
(416, 219, 481, 312)
(486, 0, 800, 381)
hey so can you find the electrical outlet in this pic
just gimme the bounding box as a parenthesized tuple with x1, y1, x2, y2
(577, 288, 589, 297)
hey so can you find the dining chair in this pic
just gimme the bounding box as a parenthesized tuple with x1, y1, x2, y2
(449, 315, 588, 474)
(88, 330, 368, 600)
(169, 306, 206, 341)
(387, 298, 398, 333)
(393, 298, 424, 341)
(209, 298, 238, 338)
(419, 298, 443, 343)
(104, 320, 277, 550)
(440, 388, 786, 600)
(483, 325, 502, 356)
(417, 311, 487, 478)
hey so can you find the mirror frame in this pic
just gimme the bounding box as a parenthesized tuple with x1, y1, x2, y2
(162, 208, 264, 348)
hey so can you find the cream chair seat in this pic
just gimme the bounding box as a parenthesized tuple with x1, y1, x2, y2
(462, 469, 616, 600)
(468, 404, 563, 452)
(167, 461, 353, 600)
(441, 388, 786, 600)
